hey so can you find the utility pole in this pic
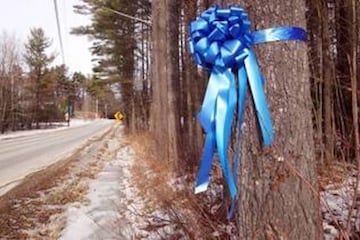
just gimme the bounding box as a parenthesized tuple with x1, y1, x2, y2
(67, 97, 70, 127)
(53, 0, 69, 126)
(95, 98, 99, 118)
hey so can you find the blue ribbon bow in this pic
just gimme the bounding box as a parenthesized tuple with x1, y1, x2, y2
(188, 6, 307, 216)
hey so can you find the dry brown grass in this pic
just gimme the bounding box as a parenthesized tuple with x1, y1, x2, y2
(127, 133, 235, 239)
(128, 133, 176, 209)
(46, 180, 88, 205)
(0, 125, 115, 239)
(0, 154, 77, 239)
(319, 162, 356, 190)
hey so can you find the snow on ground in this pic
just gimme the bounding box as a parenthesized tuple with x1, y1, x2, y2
(59, 136, 177, 240)
(0, 118, 94, 140)
(4, 118, 357, 239)
(321, 174, 360, 239)
(58, 136, 360, 240)
(59, 143, 139, 240)
(2, 124, 124, 239)
(0, 124, 179, 239)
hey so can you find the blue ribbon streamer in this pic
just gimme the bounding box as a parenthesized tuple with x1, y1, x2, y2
(189, 6, 307, 218)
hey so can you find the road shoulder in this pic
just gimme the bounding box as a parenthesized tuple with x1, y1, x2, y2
(0, 124, 120, 239)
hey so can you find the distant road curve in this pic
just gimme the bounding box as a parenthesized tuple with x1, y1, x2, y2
(0, 119, 114, 195)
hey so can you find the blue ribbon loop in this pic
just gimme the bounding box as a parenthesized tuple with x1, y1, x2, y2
(189, 6, 307, 217)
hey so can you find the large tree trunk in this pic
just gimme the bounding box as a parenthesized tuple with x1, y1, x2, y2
(150, 0, 180, 164)
(151, 0, 168, 161)
(233, 0, 321, 239)
(167, 0, 181, 168)
(180, 0, 204, 173)
(320, 0, 336, 165)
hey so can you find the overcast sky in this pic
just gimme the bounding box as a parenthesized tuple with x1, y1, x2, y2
(0, 0, 93, 75)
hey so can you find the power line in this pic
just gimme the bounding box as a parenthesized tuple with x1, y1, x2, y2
(53, 0, 65, 64)
(101, 7, 151, 26)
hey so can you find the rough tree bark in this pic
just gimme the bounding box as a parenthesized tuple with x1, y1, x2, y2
(167, 0, 181, 169)
(180, 0, 204, 173)
(150, 0, 180, 164)
(306, 0, 325, 165)
(230, 0, 321, 239)
(320, 0, 336, 165)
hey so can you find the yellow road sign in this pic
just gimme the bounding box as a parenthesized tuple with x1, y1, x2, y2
(114, 111, 124, 122)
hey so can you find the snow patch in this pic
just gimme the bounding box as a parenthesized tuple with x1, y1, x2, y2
(60, 145, 137, 240)
(321, 174, 360, 239)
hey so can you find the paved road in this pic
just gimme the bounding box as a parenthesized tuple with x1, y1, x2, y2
(0, 119, 114, 195)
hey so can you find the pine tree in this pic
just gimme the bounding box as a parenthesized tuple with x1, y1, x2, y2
(72, 0, 151, 131)
(24, 28, 54, 128)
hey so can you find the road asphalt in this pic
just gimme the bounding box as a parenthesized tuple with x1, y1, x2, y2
(0, 119, 114, 195)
